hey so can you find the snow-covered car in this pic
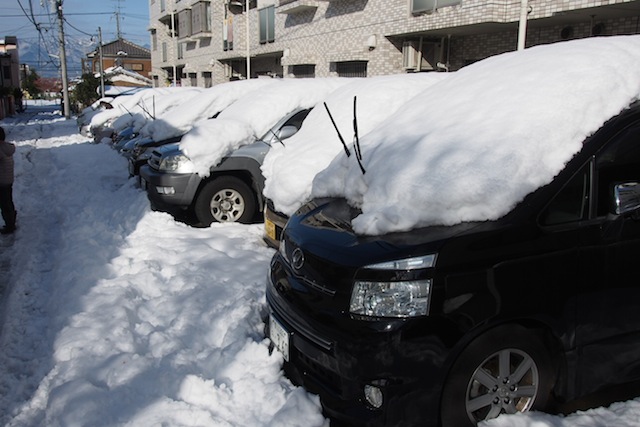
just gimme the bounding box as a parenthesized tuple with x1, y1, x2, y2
(140, 108, 310, 224)
(124, 79, 278, 178)
(260, 73, 448, 248)
(139, 78, 349, 225)
(266, 36, 640, 427)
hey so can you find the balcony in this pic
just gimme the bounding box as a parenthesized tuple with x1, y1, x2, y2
(277, 0, 320, 14)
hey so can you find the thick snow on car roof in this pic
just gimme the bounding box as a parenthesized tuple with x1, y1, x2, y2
(262, 73, 448, 216)
(141, 78, 276, 141)
(310, 35, 640, 235)
(179, 78, 350, 177)
(89, 87, 197, 130)
(111, 87, 204, 133)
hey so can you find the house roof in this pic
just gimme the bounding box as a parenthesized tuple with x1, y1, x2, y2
(87, 38, 151, 59)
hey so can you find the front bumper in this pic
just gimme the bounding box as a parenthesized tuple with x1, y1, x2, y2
(266, 256, 451, 427)
(139, 165, 201, 209)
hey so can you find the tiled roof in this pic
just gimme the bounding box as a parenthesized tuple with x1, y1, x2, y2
(88, 38, 151, 59)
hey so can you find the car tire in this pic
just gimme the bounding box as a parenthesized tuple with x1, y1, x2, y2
(194, 176, 256, 225)
(440, 325, 556, 426)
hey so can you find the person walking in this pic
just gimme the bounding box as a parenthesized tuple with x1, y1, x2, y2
(0, 126, 17, 234)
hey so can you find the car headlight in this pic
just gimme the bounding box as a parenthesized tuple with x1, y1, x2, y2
(350, 254, 436, 318)
(158, 154, 193, 172)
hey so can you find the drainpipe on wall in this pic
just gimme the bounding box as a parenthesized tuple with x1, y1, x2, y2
(517, 0, 529, 51)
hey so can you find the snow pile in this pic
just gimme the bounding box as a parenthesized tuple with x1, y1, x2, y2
(262, 73, 448, 216)
(0, 103, 326, 427)
(141, 78, 276, 142)
(179, 78, 350, 177)
(309, 35, 640, 235)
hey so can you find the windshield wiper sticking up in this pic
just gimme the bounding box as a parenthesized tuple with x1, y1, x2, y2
(324, 102, 351, 157)
(268, 128, 286, 147)
(352, 96, 366, 175)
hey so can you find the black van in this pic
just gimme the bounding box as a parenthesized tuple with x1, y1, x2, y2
(266, 101, 640, 426)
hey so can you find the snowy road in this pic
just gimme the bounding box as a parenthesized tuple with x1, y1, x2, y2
(0, 103, 639, 427)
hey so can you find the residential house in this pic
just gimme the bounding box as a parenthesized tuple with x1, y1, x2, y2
(85, 38, 152, 87)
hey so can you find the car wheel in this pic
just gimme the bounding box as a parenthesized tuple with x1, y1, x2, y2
(194, 176, 256, 225)
(440, 325, 556, 426)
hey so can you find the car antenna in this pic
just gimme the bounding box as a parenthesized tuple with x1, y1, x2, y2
(352, 96, 366, 175)
(324, 102, 351, 157)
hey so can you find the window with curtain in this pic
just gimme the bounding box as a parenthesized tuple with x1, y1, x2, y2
(259, 6, 275, 44)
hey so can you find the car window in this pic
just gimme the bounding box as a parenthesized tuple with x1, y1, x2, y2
(282, 109, 311, 130)
(595, 124, 640, 216)
(540, 164, 591, 226)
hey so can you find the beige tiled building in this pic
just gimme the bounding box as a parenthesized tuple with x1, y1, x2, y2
(148, 0, 640, 87)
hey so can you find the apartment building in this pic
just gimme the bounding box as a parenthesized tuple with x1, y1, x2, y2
(148, 0, 640, 87)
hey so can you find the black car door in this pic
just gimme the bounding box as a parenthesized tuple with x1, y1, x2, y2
(574, 123, 640, 396)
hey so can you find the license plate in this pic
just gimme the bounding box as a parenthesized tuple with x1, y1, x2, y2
(265, 218, 276, 241)
(269, 314, 290, 362)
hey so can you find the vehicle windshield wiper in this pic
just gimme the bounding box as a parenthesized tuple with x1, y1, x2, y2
(324, 102, 351, 157)
(352, 96, 366, 175)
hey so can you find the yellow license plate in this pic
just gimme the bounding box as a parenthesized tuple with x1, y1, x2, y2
(265, 218, 276, 241)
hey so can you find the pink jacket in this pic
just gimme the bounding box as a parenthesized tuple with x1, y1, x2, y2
(0, 140, 15, 185)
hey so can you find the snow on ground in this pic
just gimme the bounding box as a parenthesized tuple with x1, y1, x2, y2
(1, 89, 640, 426)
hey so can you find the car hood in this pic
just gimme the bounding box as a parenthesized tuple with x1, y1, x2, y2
(285, 198, 485, 268)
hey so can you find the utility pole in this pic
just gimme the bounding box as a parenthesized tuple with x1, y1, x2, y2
(55, 0, 71, 119)
(98, 27, 105, 98)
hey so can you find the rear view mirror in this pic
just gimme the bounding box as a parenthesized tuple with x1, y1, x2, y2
(277, 125, 299, 141)
(614, 182, 640, 215)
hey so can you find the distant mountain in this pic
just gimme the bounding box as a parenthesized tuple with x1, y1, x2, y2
(19, 35, 99, 79)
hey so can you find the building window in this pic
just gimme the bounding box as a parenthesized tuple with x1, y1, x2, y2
(411, 0, 461, 14)
(202, 71, 212, 88)
(162, 42, 167, 62)
(223, 15, 233, 50)
(160, 0, 166, 12)
(259, 6, 275, 44)
(336, 61, 367, 77)
(178, 42, 184, 59)
(290, 64, 315, 78)
(124, 63, 144, 71)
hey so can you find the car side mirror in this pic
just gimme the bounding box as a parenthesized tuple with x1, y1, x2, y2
(277, 125, 299, 141)
(614, 182, 640, 215)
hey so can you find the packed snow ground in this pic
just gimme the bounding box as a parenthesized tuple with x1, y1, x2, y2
(0, 102, 639, 427)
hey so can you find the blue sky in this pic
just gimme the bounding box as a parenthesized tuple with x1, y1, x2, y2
(1, 0, 150, 77)
(1, 0, 150, 46)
